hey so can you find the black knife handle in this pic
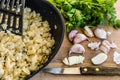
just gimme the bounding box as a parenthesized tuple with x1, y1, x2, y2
(80, 66, 120, 75)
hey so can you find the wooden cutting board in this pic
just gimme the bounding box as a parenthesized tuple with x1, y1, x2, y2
(30, 0, 120, 80)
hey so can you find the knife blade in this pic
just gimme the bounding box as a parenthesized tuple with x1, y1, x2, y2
(43, 66, 120, 75)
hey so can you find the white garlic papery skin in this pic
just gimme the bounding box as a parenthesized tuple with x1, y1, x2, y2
(73, 33, 88, 44)
(63, 55, 85, 66)
(88, 42, 101, 50)
(102, 40, 117, 49)
(84, 26, 94, 37)
(110, 42, 117, 49)
(100, 40, 117, 54)
(100, 40, 111, 54)
(69, 44, 85, 56)
(91, 53, 108, 65)
(68, 30, 78, 41)
(107, 31, 112, 36)
(94, 28, 107, 39)
(100, 45, 110, 54)
(113, 51, 120, 64)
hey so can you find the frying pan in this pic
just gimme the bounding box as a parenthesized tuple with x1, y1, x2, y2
(25, 0, 65, 79)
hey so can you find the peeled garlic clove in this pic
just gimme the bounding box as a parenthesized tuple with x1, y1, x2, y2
(68, 30, 78, 41)
(83, 26, 94, 37)
(88, 42, 101, 50)
(113, 51, 120, 64)
(63, 57, 69, 65)
(91, 53, 108, 65)
(68, 56, 78, 66)
(73, 33, 88, 44)
(78, 55, 85, 63)
(62, 55, 85, 66)
(94, 28, 107, 39)
(69, 44, 85, 55)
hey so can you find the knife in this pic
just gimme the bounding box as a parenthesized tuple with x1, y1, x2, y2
(43, 66, 120, 75)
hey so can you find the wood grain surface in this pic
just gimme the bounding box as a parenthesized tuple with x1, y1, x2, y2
(30, 0, 120, 80)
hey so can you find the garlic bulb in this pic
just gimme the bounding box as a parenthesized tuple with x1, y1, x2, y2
(91, 53, 108, 65)
(83, 26, 94, 37)
(68, 30, 78, 41)
(73, 33, 88, 44)
(88, 42, 101, 50)
(63, 55, 85, 66)
(69, 44, 85, 55)
(94, 28, 107, 39)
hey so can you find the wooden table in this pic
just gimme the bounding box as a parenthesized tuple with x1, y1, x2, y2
(30, 0, 120, 80)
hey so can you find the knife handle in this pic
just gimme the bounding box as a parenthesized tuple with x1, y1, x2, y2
(80, 66, 120, 75)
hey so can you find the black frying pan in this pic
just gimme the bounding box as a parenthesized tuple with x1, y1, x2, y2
(25, 0, 65, 79)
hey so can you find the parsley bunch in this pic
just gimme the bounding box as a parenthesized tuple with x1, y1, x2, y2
(49, 0, 120, 32)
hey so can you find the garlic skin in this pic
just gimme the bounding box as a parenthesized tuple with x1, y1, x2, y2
(100, 40, 117, 54)
(94, 28, 107, 39)
(107, 31, 112, 36)
(88, 42, 101, 50)
(73, 33, 88, 44)
(102, 40, 111, 48)
(68, 30, 78, 41)
(69, 44, 85, 55)
(110, 42, 117, 49)
(63, 55, 85, 66)
(113, 51, 120, 64)
(100, 40, 111, 54)
(91, 53, 108, 65)
(100, 45, 110, 54)
(84, 26, 94, 37)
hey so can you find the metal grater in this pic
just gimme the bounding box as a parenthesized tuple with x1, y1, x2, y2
(0, 0, 25, 35)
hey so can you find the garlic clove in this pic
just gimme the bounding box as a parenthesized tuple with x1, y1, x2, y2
(62, 55, 85, 66)
(88, 42, 101, 50)
(78, 55, 85, 63)
(63, 57, 69, 65)
(68, 30, 78, 41)
(73, 33, 88, 44)
(68, 56, 78, 65)
(94, 28, 107, 39)
(83, 26, 94, 37)
(69, 44, 85, 56)
(91, 53, 108, 65)
(113, 51, 120, 64)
